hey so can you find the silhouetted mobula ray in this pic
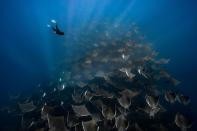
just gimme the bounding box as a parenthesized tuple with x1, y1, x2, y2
(118, 95, 131, 109)
(57, 84, 66, 91)
(91, 112, 103, 122)
(100, 57, 109, 63)
(100, 90, 114, 98)
(72, 105, 91, 117)
(121, 54, 130, 61)
(82, 119, 99, 131)
(102, 105, 116, 120)
(91, 51, 98, 57)
(137, 67, 149, 79)
(153, 58, 170, 64)
(47, 114, 68, 131)
(41, 105, 55, 120)
(119, 89, 140, 99)
(83, 72, 94, 81)
(72, 92, 84, 104)
(115, 114, 129, 131)
(92, 99, 103, 111)
(145, 95, 159, 109)
(66, 111, 80, 128)
(158, 70, 180, 86)
(85, 59, 92, 64)
(142, 106, 160, 118)
(72, 74, 82, 81)
(27, 120, 46, 131)
(76, 81, 88, 88)
(177, 94, 191, 105)
(88, 83, 99, 92)
(175, 113, 192, 131)
(119, 68, 136, 79)
(94, 71, 108, 79)
(164, 91, 176, 104)
(18, 101, 36, 113)
(93, 88, 113, 98)
(84, 90, 94, 101)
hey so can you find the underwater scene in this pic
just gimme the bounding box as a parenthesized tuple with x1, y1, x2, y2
(0, 0, 197, 131)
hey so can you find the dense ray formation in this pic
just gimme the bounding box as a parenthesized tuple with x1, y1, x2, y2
(0, 21, 193, 131)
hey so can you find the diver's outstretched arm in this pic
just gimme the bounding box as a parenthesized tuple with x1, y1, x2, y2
(52, 26, 56, 32)
(55, 24, 60, 31)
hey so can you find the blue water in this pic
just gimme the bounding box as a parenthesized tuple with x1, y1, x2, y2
(0, 0, 197, 126)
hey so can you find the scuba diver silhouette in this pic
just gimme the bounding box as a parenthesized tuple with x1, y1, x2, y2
(52, 24, 64, 36)
(48, 20, 64, 36)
